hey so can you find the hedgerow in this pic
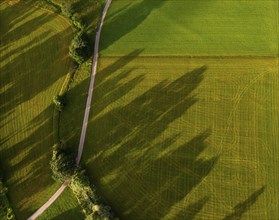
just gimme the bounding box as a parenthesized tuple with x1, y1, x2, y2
(45, 0, 115, 219)
(0, 173, 15, 220)
(50, 149, 114, 219)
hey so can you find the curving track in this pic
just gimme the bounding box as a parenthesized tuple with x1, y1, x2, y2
(76, 0, 112, 165)
(27, 0, 112, 219)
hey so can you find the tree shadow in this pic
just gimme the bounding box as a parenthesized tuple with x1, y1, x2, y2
(118, 130, 218, 219)
(177, 196, 209, 220)
(0, 2, 57, 45)
(0, 31, 51, 64)
(80, 64, 219, 219)
(0, 2, 38, 38)
(223, 186, 266, 220)
(88, 66, 206, 156)
(60, 49, 144, 150)
(0, 27, 72, 121)
(0, 105, 57, 219)
(0, 3, 73, 218)
(100, 0, 166, 51)
(50, 206, 83, 220)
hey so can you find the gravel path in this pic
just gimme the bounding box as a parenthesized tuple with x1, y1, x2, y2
(76, 0, 112, 165)
(27, 181, 69, 220)
(27, 1, 111, 219)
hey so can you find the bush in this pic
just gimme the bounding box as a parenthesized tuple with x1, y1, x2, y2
(50, 149, 75, 182)
(53, 94, 67, 111)
(69, 168, 114, 219)
(71, 14, 85, 30)
(69, 31, 91, 64)
(61, 2, 74, 19)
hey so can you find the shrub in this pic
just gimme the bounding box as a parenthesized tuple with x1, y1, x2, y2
(71, 14, 85, 30)
(60, 2, 74, 18)
(53, 94, 67, 111)
(69, 31, 91, 64)
(50, 149, 75, 182)
(69, 168, 114, 219)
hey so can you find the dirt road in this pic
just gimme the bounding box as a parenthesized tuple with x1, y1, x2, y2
(76, 0, 112, 165)
(27, 181, 69, 220)
(27, 0, 111, 219)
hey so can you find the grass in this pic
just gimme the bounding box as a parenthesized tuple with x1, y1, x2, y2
(100, 0, 278, 56)
(0, 1, 76, 218)
(59, 0, 279, 219)
(37, 187, 83, 220)
(79, 56, 278, 220)
(2, 0, 274, 219)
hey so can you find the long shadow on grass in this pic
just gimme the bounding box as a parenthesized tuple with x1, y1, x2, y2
(0, 105, 57, 219)
(165, 196, 209, 220)
(100, 0, 166, 51)
(0, 27, 72, 121)
(0, 3, 56, 45)
(51, 206, 83, 220)
(60, 49, 144, 150)
(223, 186, 266, 220)
(0, 2, 38, 39)
(83, 65, 219, 219)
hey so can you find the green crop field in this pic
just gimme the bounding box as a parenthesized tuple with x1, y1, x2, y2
(0, 1, 77, 218)
(100, 0, 278, 56)
(60, 0, 279, 219)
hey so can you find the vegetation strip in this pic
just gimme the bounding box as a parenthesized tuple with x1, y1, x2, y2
(0, 1, 73, 218)
(28, 0, 113, 219)
(0, 173, 15, 220)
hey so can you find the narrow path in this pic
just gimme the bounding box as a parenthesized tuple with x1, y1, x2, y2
(76, 0, 112, 165)
(27, 0, 112, 219)
(27, 181, 69, 220)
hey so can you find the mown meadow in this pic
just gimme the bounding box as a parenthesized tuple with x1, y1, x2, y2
(60, 0, 279, 219)
(0, 1, 79, 218)
(1, 0, 278, 219)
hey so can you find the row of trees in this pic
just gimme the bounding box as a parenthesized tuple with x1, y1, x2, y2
(46, 1, 115, 219)
(50, 149, 114, 219)
(43, 0, 91, 65)
(55, 1, 91, 64)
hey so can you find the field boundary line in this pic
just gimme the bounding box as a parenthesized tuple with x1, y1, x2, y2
(27, 0, 112, 219)
(99, 55, 278, 59)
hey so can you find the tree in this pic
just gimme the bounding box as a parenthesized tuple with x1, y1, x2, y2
(53, 94, 66, 111)
(69, 31, 91, 64)
(50, 150, 75, 182)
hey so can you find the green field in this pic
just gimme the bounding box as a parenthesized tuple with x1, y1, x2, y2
(38, 187, 83, 220)
(1, 0, 278, 219)
(60, 0, 279, 219)
(81, 57, 278, 219)
(0, 1, 76, 218)
(100, 0, 278, 56)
